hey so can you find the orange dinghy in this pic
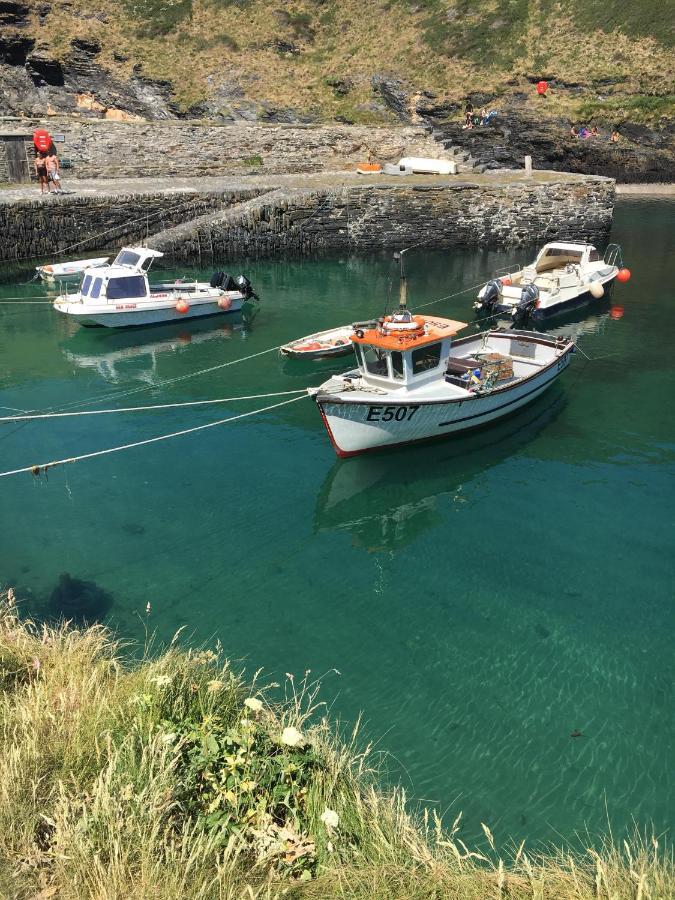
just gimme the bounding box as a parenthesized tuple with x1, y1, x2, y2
(356, 163, 383, 174)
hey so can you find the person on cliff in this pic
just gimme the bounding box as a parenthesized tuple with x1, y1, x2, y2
(45, 150, 62, 193)
(35, 152, 50, 194)
(464, 99, 474, 128)
(610, 129, 620, 143)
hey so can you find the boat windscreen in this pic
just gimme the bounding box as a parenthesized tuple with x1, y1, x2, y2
(114, 250, 141, 268)
(106, 276, 147, 300)
(81, 274, 92, 295)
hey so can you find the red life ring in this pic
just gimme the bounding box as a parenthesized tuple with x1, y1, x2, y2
(33, 129, 52, 153)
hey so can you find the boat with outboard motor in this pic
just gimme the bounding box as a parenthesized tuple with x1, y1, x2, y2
(474, 242, 629, 322)
(36, 256, 109, 284)
(310, 254, 575, 457)
(52, 247, 259, 328)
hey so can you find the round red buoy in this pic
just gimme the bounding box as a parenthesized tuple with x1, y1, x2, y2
(175, 299, 190, 314)
(616, 268, 631, 283)
(610, 305, 625, 319)
(501, 275, 512, 286)
(33, 129, 52, 152)
(217, 296, 232, 310)
(537, 80, 548, 96)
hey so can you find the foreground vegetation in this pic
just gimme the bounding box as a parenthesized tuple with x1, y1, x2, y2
(0, 592, 672, 899)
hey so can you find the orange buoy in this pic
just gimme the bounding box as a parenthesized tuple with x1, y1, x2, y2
(175, 298, 190, 314)
(610, 306, 625, 319)
(501, 275, 512, 286)
(616, 268, 631, 283)
(217, 296, 232, 310)
(537, 80, 548, 96)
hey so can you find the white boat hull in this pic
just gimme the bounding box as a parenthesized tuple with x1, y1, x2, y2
(315, 337, 573, 457)
(53, 293, 246, 328)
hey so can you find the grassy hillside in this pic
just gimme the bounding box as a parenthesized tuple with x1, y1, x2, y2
(22, 0, 675, 123)
(1, 592, 673, 898)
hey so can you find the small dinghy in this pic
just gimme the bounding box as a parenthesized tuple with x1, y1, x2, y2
(36, 256, 109, 284)
(280, 325, 355, 360)
(474, 242, 630, 321)
(53, 247, 259, 329)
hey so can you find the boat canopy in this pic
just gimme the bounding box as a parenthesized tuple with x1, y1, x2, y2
(113, 247, 164, 271)
(351, 315, 467, 386)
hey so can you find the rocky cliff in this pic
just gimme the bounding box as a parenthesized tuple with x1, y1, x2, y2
(0, 0, 672, 181)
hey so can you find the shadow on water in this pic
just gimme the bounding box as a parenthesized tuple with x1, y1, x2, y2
(47, 572, 114, 625)
(315, 388, 567, 551)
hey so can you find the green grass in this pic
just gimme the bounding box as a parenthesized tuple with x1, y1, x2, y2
(123, 0, 193, 37)
(1, 591, 673, 899)
(577, 93, 675, 124)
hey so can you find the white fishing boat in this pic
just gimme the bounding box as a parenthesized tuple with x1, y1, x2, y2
(280, 325, 355, 360)
(52, 247, 259, 328)
(474, 242, 630, 321)
(36, 256, 109, 283)
(310, 304, 574, 457)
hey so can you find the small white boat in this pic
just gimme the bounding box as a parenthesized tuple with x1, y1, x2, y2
(310, 307, 574, 457)
(53, 247, 259, 328)
(474, 242, 627, 321)
(280, 325, 356, 360)
(398, 156, 457, 175)
(36, 256, 109, 283)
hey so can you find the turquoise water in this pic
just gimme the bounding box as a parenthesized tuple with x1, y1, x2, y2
(1, 199, 673, 848)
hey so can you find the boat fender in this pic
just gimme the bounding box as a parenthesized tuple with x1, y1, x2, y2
(175, 299, 190, 314)
(217, 296, 232, 310)
(478, 279, 501, 309)
(354, 329, 365, 339)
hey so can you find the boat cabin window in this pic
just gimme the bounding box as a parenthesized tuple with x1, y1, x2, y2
(589, 249, 600, 262)
(106, 276, 147, 300)
(391, 350, 404, 380)
(411, 342, 442, 375)
(80, 274, 92, 295)
(90, 277, 102, 300)
(114, 250, 141, 268)
(361, 344, 389, 377)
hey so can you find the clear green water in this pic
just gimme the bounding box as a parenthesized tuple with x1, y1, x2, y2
(1, 199, 673, 847)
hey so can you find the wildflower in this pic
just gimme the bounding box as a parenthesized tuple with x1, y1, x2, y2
(161, 732, 178, 744)
(244, 697, 263, 713)
(207, 679, 225, 693)
(320, 809, 339, 830)
(145, 601, 151, 614)
(281, 726, 304, 747)
(7, 587, 15, 605)
(151, 674, 172, 687)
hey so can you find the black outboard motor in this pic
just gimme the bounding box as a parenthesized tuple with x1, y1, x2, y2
(513, 283, 539, 321)
(235, 274, 259, 300)
(477, 279, 501, 311)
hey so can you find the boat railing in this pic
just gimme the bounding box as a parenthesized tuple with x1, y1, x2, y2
(494, 263, 522, 277)
(603, 243, 623, 268)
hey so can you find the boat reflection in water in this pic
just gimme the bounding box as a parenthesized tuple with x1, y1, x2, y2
(61, 314, 248, 385)
(314, 389, 566, 552)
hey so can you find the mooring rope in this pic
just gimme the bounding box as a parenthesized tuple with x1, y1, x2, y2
(0, 388, 309, 422)
(0, 393, 309, 479)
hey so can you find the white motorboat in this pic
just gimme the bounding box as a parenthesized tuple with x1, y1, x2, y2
(310, 307, 574, 457)
(36, 256, 109, 283)
(398, 156, 457, 175)
(280, 325, 355, 360)
(474, 242, 629, 321)
(53, 247, 259, 328)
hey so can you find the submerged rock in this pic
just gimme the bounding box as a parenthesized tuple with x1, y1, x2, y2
(48, 572, 114, 624)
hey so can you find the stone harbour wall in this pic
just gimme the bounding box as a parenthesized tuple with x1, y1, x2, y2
(148, 176, 616, 260)
(9, 119, 441, 179)
(0, 174, 614, 264)
(0, 188, 265, 262)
